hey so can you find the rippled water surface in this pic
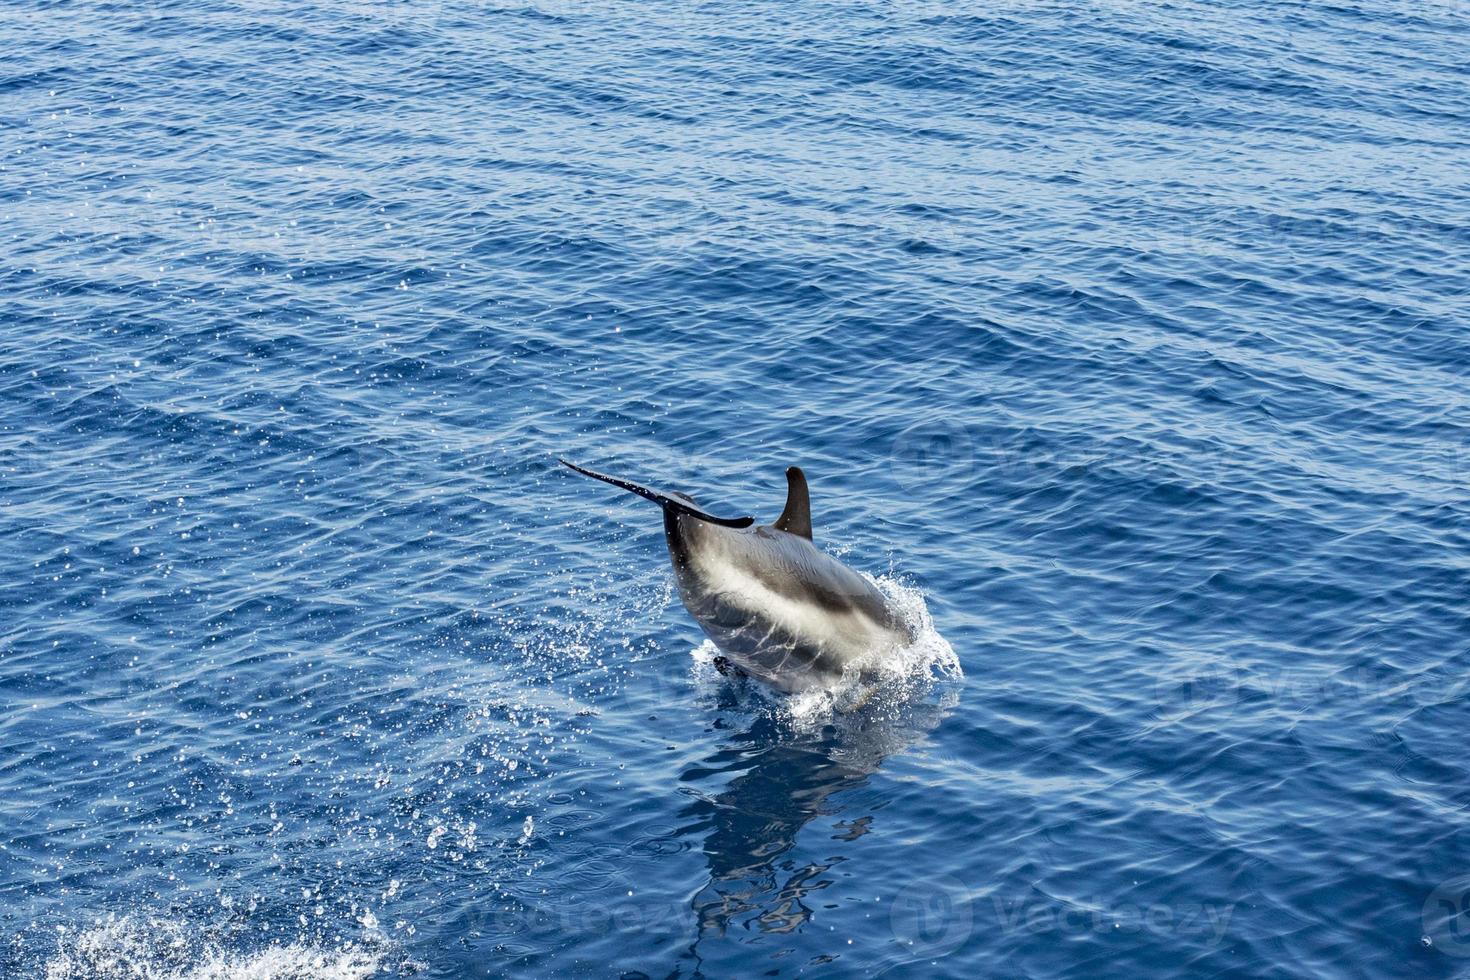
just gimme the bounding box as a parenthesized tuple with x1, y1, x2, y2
(3, 0, 1469, 976)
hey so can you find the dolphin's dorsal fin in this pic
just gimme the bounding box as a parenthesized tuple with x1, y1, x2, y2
(774, 466, 812, 540)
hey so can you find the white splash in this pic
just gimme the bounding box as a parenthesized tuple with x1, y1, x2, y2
(42, 916, 389, 980)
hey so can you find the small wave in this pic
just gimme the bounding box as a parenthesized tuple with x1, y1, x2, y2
(41, 915, 394, 980)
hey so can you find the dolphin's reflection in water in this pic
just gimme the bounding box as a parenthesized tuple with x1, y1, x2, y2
(676, 679, 957, 956)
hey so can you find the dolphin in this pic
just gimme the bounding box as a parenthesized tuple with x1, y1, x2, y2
(560, 459, 916, 693)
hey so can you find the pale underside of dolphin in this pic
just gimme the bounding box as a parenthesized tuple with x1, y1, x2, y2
(561, 459, 916, 693)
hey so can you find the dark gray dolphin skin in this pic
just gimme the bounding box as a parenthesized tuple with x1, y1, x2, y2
(560, 459, 916, 693)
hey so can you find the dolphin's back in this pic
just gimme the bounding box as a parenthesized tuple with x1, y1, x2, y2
(731, 527, 893, 622)
(668, 515, 913, 690)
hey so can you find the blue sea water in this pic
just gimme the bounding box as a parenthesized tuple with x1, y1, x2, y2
(3, 0, 1469, 975)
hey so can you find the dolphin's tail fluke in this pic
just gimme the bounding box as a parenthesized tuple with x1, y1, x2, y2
(558, 459, 755, 528)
